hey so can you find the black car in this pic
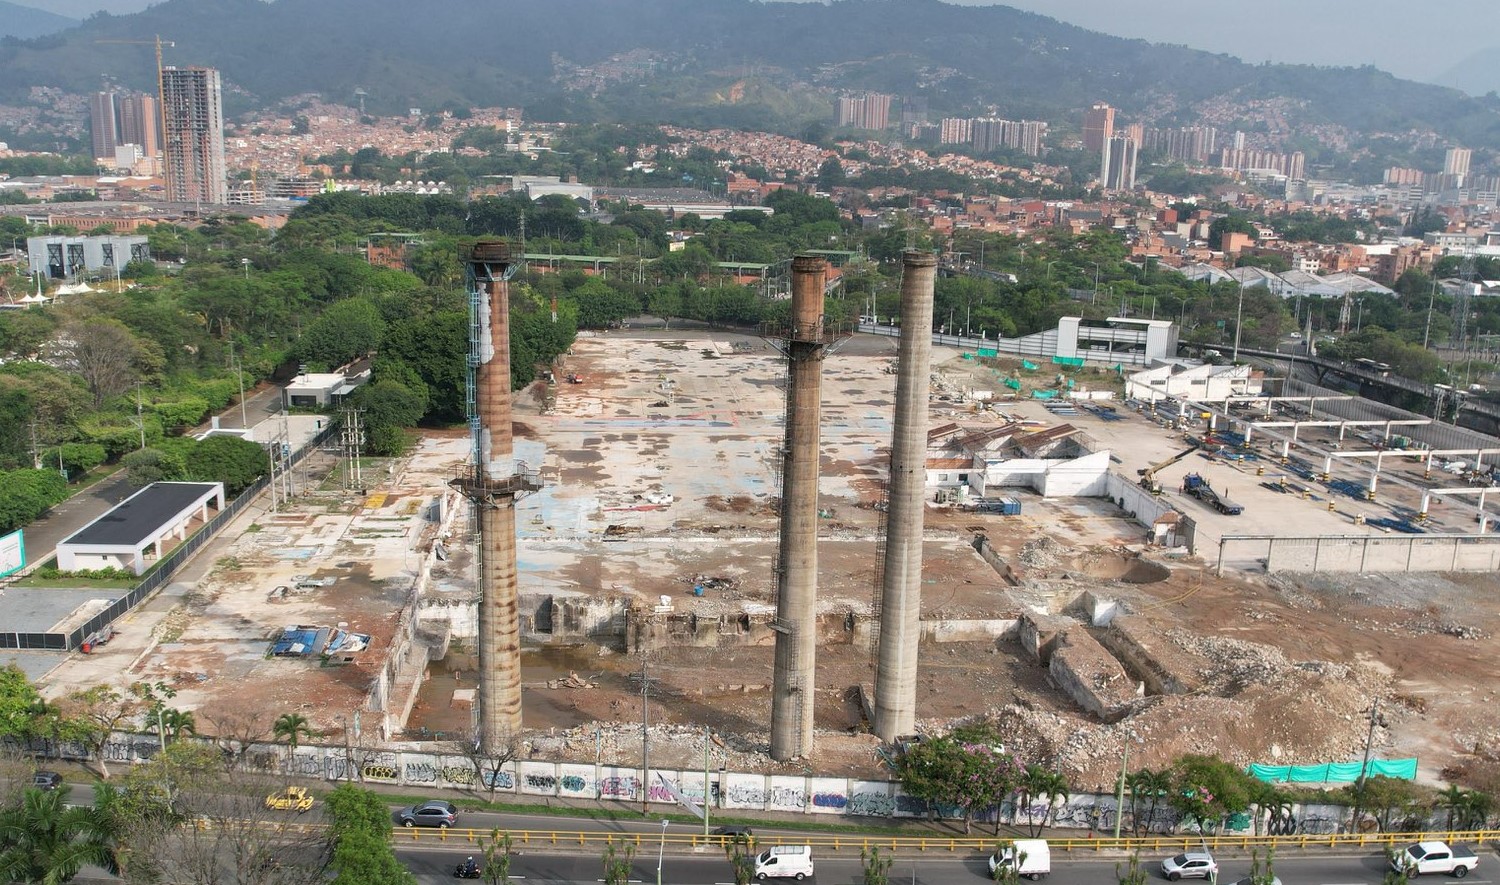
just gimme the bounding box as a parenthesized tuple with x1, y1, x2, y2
(712, 825, 753, 838)
(397, 800, 458, 828)
(32, 771, 62, 791)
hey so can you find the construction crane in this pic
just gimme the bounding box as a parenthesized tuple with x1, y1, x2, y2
(1137, 443, 1200, 495)
(94, 35, 174, 195)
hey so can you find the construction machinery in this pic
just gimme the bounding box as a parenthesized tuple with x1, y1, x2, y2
(1182, 473, 1243, 515)
(1137, 444, 1199, 495)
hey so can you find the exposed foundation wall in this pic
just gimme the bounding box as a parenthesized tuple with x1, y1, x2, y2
(1017, 611, 1071, 665)
(921, 618, 1018, 643)
(1098, 616, 1198, 696)
(1048, 630, 1141, 720)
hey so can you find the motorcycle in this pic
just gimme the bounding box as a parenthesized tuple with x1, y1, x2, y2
(454, 862, 483, 879)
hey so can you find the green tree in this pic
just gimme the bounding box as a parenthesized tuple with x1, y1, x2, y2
(0, 665, 43, 740)
(817, 157, 847, 191)
(1116, 852, 1148, 885)
(862, 845, 893, 885)
(724, 835, 755, 885)
(295, 298, 387, 370)
(120, 447, 186, 489)
(990, 840, 1024, 885)
(0, 468, 69, 534)
(0, 785, 120, 884)
(1168, 755, 1254, 833)
(1127, 768, 1171, 836)
(326, 783, 416, 885)
(601, 843, 635, 885)
(273, 712, 313, 753)
(895, 731, 1020, 834)
(483, 830, 514, 884)
(1247, 848, 1277, 885)
(1016, 765, 1069, 837)
(157, 708, 196, 744)
(184, 435, 271, 495)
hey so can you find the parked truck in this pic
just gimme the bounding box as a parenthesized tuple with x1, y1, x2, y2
(1181, 473, 1243, 515)
(989, 839, 1051, 881)
(1391, 842, 1479, 878)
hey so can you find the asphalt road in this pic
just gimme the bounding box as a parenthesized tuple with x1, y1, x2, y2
(395, 843, 1432, 885)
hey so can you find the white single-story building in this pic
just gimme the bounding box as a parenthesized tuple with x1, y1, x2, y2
(284, 367, 370, 408)
(56, 482, 224, 575)
(924, 422, 1111, 499)
(1126, 363, 1264, 404)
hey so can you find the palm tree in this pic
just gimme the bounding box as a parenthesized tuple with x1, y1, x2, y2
(0, 785, 120, 884)
(1017, 765, 1070, 837)
(1127, 769, 1172, 836)
(158, 709, 196, 744)
(273, 712, 313, 753)
(1440, 785, 1468, 831)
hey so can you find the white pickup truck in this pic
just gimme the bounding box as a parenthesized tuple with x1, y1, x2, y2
(1392, 842, 1479, 878)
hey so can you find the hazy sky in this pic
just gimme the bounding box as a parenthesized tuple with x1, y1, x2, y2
(974, 0, 1496, 84)
(16, 0, 1498, 85)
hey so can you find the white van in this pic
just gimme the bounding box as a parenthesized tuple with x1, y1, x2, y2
(755, 845, 814, 881)
(989, 839, 1051, 880)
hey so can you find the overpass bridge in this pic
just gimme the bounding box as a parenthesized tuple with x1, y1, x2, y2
(1238, 346, 1500, 433)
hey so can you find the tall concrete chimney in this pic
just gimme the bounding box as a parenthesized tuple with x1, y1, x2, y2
(770, 254, 829, 761)
(452, 241, 541, 753)
(873, 250, 937, 743)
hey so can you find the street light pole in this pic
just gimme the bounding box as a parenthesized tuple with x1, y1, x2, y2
(656, 820, 669, 885)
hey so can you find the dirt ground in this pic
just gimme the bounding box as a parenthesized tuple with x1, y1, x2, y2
(92, 327, 1500, 792)
(399, 330, 1500, 790)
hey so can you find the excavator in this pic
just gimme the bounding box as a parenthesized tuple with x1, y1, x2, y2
(1137, 444, 1200, 496)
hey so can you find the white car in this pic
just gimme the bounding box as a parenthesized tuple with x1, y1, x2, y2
(1162, 852, 1217, 881)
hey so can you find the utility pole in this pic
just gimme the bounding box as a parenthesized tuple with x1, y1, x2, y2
(1113, 740, 1130, 839)
(1424, 277, 1437, 350)
(1350, 697, 1380, 831)
(135, 385, 146, 450)
(1232, 282, 1246, 364)
(640, 654, 650, 816)
(29, 422, 41, 470)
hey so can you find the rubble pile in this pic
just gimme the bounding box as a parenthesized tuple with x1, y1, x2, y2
(1018, 536, 1066, 569)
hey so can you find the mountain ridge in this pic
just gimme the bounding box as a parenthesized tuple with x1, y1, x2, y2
(0, 0, 77, 40)
(0, 0, 1496, 151)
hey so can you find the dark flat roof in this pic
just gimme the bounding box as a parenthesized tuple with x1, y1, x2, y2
(61, 482, 219, 548)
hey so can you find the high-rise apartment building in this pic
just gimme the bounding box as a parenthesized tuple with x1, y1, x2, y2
(899, 96, 929, 127)
(834, 93, 893, 130)
(118, 94, 160, 157)
(1444, 147, 1472, 186)
(1105, 135, 1138, 191)
(1142, 126, 1219, 164)
(1082, 102, 1115, 153)
(967, 118, 1048, 156)
(938, 117, 973, 145)
(89, 91, 118, 160)
(161, 66, 226, 204)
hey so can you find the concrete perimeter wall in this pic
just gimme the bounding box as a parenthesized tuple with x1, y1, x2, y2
(24, 729, 1415, 834)
(1231, 534, 1500, 574)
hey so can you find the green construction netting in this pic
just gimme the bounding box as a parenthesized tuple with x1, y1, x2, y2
(977, 348, 999, 358)
(1052, 356, 1085, 367)
(1004, 379, 1021, 390)
(1248, 759, 1417, 783)
(1032, 390, 1058, 400)
(1021, 360, 1039, 371)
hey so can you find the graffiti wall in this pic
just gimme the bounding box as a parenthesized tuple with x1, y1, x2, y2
(67, 731, 1413, 834)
